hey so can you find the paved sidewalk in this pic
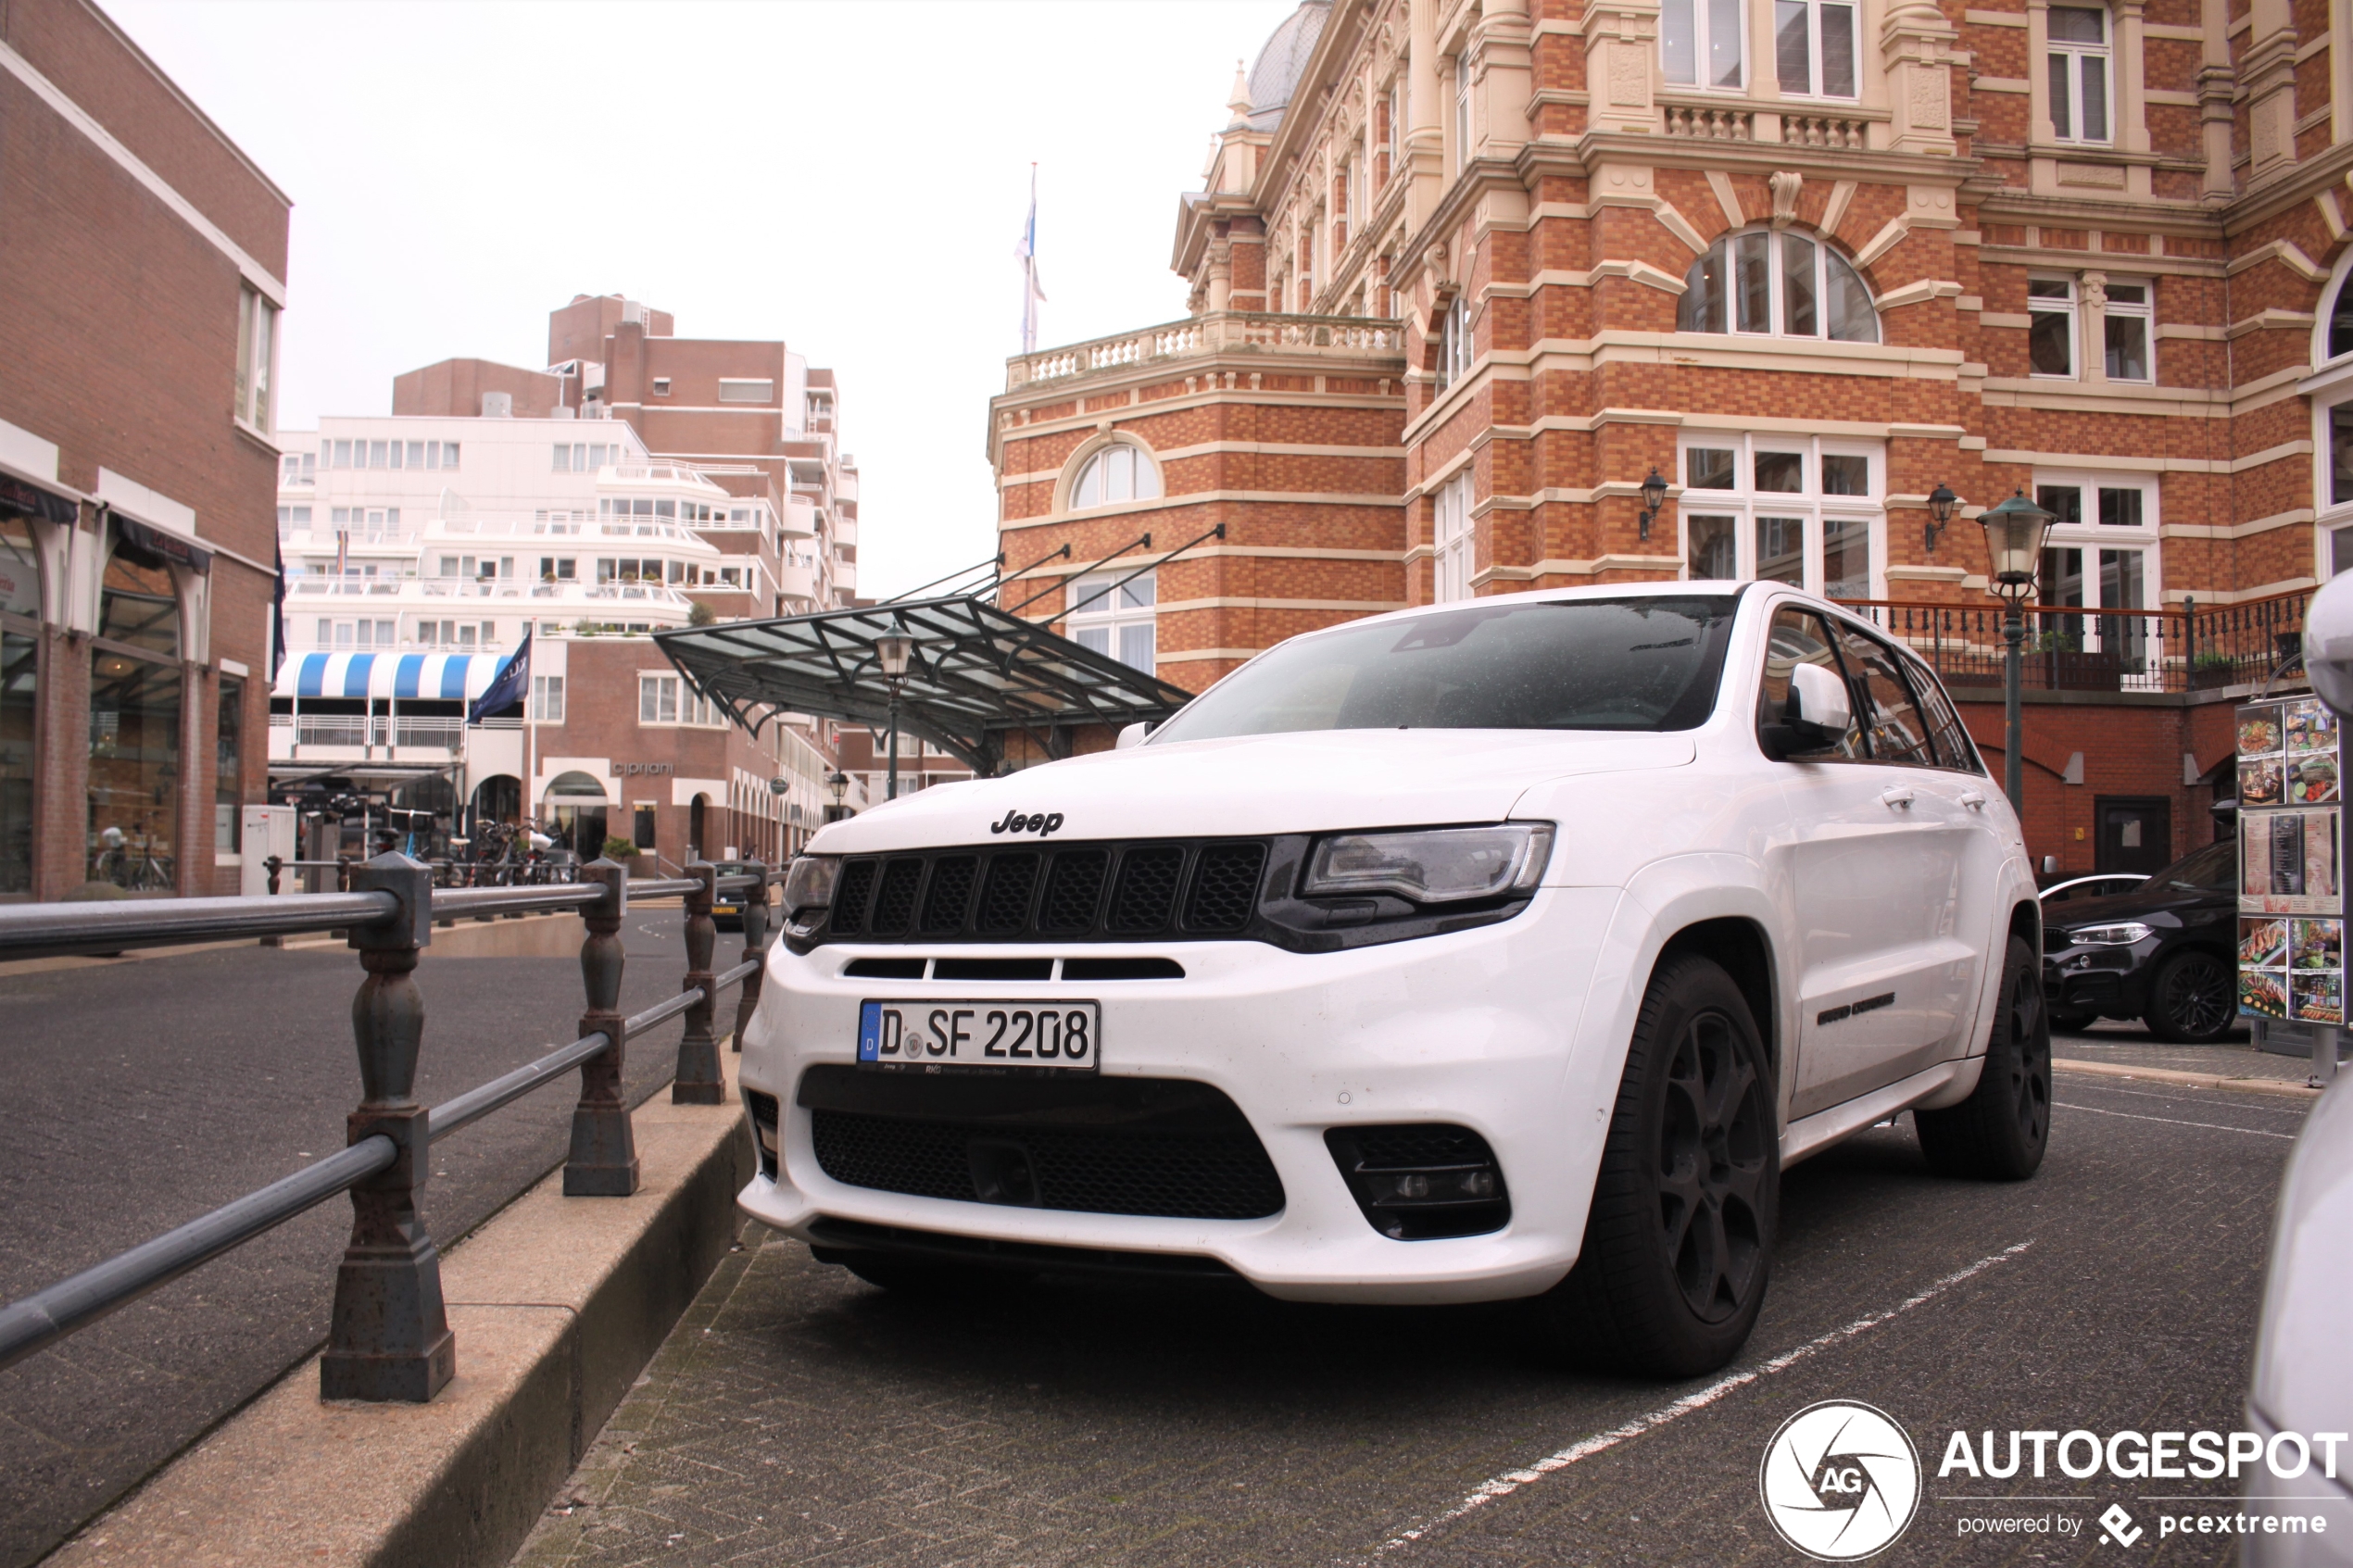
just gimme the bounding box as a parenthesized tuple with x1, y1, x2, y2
(2053, 1017, 2334, 1083)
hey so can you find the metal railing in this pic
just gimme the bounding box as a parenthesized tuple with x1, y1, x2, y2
(1836, 587, 2310, 696)
(0, 855, 774, 1402)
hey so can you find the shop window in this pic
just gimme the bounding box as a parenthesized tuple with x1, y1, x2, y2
(1, 515, 40, 621)
(216, 674, 243, 852)
(2047, 6, 2111, 144)
(1433, 471, 1476, 603)
(1662, 0, 1744, 87)
(1678, 434, 1882, 597)
(1678, 230, 1879, 342)
(2029, 279, 2077, 377)
(1066, 570, 1157, 674)
(1776, 0, 1856, 96)
(2104, 281, 2152, 382)
(0, 629, 33, 894)
(98, 551, 179, 657)
(1070, 444, 1163, 508)
(542, 771, 608, 859)
(87, 651, 181, 890)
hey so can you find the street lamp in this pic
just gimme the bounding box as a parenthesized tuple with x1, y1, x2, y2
(1923, 482, 1957, 556)
(876, 628, 916, 801)
(824, 769, 849, 823)
(1975, 488, 2056, 817)
(1636, 467, 1668, 542)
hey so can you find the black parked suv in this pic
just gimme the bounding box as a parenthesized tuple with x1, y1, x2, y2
(2042, 838, 2238, 1042)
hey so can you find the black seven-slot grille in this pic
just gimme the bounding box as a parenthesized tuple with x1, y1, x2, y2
(824, 839, 1269, 944)
(799, 1065, 1285, 1222)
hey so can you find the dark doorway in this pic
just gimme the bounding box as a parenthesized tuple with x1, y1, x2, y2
(689, 794, 708, 859)
(633, 804, 657, 850)
(2095, 796, 2174, 875)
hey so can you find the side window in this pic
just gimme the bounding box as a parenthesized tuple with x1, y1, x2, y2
(1831, 622, 1935, 765)
(1902, 656, 1983, 773)
(1757, 606, 1866, 759)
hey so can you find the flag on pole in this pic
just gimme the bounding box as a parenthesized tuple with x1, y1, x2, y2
(469, 627, 531, 723)
(1014, 164, 1047, 354)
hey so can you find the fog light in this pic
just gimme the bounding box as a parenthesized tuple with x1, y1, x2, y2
(1326, 1124, 1511, 1241)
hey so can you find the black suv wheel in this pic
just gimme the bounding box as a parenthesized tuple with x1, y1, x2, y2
(2144, 949, 2235, 1044)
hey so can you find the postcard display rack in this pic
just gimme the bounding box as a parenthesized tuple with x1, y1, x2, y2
(2237, 696, 2346, 1028)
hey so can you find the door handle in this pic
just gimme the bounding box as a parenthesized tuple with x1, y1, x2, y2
(1958, 791, 1988, 809)
(1880, 786, 1916, 809)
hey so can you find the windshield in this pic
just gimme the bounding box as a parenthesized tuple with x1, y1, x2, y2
(1151, 596, 1740, 743)
(2156, 839, 2235, 894)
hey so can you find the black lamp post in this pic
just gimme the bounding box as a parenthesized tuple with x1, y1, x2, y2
(1923, 482, 1957, 556)
(1637, 467, 1668, 542)
(1976, 489, 2056, 817)
(824, 769, 849, 823)
(876, 629, 915, 800)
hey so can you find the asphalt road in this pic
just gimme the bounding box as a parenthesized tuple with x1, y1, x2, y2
(0, 909, 720, 1568)
(512, 1060, 2312, 1568)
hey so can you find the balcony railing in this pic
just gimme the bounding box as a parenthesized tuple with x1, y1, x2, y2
(1836, 588, 2309, 696)
(1006, 310, 1407, 390)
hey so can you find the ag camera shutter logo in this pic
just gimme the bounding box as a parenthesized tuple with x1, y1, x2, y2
(1759, 1401, 1922, 1561)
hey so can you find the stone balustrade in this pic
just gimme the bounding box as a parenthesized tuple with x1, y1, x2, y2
(1006, 311, 1406, 390)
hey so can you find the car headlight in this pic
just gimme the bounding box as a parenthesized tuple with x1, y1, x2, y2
(2069, 922, 2154, 947)
(780, 854, 840, 935)
(1302, 823, 1554, 903)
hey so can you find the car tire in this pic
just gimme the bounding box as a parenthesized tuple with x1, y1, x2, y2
(1915, 934, 2050, 1181)
(1537, 953, 1779, 1379)
(2143, 949, 2236, 1044)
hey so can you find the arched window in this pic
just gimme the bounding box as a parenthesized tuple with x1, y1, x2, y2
(2328, 269, 2353, 362)
(1678, 229, 1879, 343)
(1070, 444, 1163, 508)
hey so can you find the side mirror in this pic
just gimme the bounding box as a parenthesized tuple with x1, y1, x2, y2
(1764, 661, 1853, 759)
(1115, 721, 1152, 750)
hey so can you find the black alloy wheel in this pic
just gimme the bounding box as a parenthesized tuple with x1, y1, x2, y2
(2145, 949, 2235, 1044)
(1538, 954, 1779, 1378)
(1657, 1010, 1774, 1323)
(1917, 934, 2051, 1180)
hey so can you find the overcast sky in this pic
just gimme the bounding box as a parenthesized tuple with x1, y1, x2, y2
(108, 0, 1299, 597)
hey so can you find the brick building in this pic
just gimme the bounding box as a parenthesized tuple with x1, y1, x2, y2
(0, 0, 288, 901)
(987, 0, 2353, 879)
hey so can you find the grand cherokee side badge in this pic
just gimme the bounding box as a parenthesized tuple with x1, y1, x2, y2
(990, 809, 1064, 837)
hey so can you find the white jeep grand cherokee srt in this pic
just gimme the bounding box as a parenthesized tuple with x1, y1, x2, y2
(736, 581, 2048, 1377)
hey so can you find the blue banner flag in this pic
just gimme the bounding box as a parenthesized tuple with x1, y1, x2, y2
(468, 628, 530, 723)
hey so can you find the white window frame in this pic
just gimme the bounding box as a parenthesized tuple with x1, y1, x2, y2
(2046, 5, 2112, 144)
(1065, 570, 1157, 674)
(1678, 228, 1881, 342)
(1432, 470, 1475, 603)
(1661, 0, 1747, 90)
(2028, 276, 2079, 379)
(235, 284, 276, 433)
(1435, 295, 1473, 392)
(1674, 433, 1886, 599)
(2031, 469, 2161, 680)
(1774, 0, 1858, 98)
(637, 672, 721, 727)
(1453, 54, 1471, 171)
(531, 674, 565, 722)
(2100, 278, 2154, 383)
(1067, 442, 1164, 510)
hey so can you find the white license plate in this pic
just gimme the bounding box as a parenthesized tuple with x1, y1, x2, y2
(856, 999, 1100, 1073)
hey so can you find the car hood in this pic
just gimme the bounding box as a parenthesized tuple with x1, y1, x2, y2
(810, 729, 1699, 853)
(2046, 883, 2225, 932)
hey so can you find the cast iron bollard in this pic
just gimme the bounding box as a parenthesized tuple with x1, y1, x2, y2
(732, 859, 769, 1053)
(264, 856, 283, 896)
(321, 852, 456, 1402)
(673, 859, 724, 1104)
(565, 858, 638, 1196)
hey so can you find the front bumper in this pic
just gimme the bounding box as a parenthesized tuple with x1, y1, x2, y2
(735, 885, 1622, 1304)
(2042, 939, 2155, 1018)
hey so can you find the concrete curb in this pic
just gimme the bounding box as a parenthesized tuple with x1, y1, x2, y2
(2055, 1056, 2324, 1099)
(45, 1054, 751, 1568)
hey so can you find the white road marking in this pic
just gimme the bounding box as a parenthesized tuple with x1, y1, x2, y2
(2064, 1082, 2310, 1113)
(1377, 1241, 2035, 1552)
(2054, 1102, 2296, 1139)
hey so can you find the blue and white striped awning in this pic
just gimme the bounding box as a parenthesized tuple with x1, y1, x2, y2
(272, 652, 511, 701)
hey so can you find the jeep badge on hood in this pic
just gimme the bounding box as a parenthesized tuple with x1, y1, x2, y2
(990, 809, 1063, 837)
